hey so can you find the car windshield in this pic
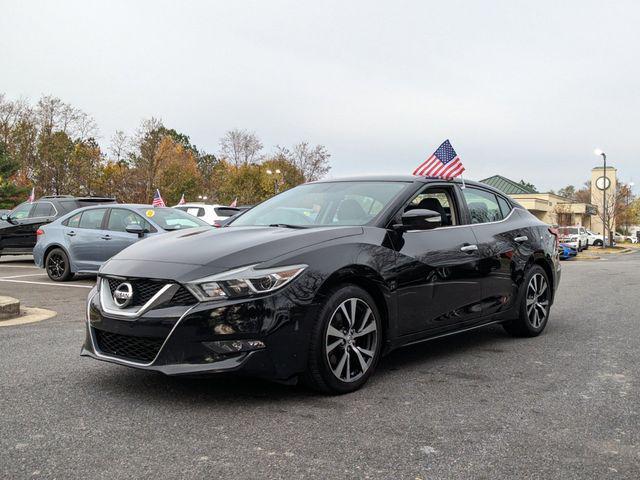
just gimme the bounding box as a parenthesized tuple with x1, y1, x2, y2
(558, 227, 578, 235)
(230, 181, 409, 227)
(136, 207, 210, 230)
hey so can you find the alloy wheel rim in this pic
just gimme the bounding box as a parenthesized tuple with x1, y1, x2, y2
(47, 253, 65, 279)
(526, 273, 549, 329)
(325, 298, 378, 383)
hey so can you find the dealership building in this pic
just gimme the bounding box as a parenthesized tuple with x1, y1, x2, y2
(480, 171, 603, 229)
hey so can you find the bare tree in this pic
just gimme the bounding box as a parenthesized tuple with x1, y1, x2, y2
(219, 129, 263, 167)
(288, 142, 331, 182)
(593, 183, 630, 243)
(109, 130, 130, 165)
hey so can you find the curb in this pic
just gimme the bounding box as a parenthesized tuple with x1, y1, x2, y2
(0, 307, 57, 327)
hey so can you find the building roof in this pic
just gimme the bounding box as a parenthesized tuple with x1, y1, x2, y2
(480, 175, 538, 194)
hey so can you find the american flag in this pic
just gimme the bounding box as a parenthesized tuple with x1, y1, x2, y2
(413, 140, 465, 179)
(27, 187, 35, 203)
(177, 193, 186, 205)
(229, 197, 238, 208)
(152, 189, 166, 207)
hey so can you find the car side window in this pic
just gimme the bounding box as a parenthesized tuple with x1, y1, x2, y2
(9, 202, 34, 220)
(462, 188, 504, 224)
(403, 187, 458, 226)
(31, 202, 55, 218)
(497, 196, 512, 218)
(107, 209, 152, 232)
(78, 208, 106, 229)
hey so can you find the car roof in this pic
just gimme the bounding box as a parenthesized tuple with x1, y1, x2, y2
(309, 175, 509, 196)
(175, 203, 224, 208)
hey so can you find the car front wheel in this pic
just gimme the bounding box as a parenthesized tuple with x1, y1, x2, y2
(45, 248, 74, 282)
(503, 265, 551, 337)
(303, 285, 382, 394)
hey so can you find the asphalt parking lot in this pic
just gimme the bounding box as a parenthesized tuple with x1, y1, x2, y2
(1, 254, 639, 479)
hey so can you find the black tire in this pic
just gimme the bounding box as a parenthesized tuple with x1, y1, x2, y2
(583, 243, 588, 250)
(45, 248, 74, 282)
(303, 285, 382, 394)
(593, 239, 603, 247)
(503, 265, 551, 337)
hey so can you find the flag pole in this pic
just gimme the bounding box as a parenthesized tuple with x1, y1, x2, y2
(460, 174, 466, 189)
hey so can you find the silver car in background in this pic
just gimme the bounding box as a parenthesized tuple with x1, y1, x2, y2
(33, 204, 210, 281)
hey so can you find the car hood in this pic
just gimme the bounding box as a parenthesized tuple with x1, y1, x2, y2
(100, 225, 364, 280)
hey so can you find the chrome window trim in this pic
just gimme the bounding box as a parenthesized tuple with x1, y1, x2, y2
(98, 278, 180, 319)
(401, 208, 517, 233)
(86, 290, 199, 367)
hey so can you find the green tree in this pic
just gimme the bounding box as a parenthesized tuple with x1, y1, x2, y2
(519, 179, 537, 192)
(0, 142, 28, 209)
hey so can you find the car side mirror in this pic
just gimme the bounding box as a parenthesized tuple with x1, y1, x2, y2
(125, 224, 145, 237)
(0, 214, 8, 221)
(394, 209, 442, 231)
(2, 214, 16, 224)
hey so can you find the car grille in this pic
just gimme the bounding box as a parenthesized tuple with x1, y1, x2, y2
(106, 278, 198, 307)
(94, 329, 164, 363)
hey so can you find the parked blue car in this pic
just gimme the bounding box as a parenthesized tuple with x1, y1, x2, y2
(558, 242, 578, 260)
(34, 204, 210, 281)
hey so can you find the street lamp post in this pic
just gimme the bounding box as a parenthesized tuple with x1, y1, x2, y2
(266, 169, 282, 195)
(594, 149, 607, 248)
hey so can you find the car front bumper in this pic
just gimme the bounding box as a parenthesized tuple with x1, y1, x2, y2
(81, 284, 319, 381)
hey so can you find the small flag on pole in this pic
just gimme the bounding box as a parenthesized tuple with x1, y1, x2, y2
(413, 140, 465, 179)
(229, 197, 238, 208)
(178, 193, 186, 205)
(27, 187, 35, 203)
(152, 189, 166, 207)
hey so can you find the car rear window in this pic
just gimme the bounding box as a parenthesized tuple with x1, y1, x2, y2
(462, 187, 504, 224)
(31, 202, 55, 217)
(178, 207, 205, 217)
(214, 207, 241, 217)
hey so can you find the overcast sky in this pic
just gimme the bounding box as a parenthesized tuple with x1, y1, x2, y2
(2, 0, 639, 192)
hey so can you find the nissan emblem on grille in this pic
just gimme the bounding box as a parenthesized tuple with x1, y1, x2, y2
(113, 282, 134, 308)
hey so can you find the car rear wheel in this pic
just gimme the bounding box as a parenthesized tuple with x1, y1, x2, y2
(503, 265, 550, 337)
(593, 239, 603, 247)
(45, 248, 74, 282)
(303, 285, 382, 394)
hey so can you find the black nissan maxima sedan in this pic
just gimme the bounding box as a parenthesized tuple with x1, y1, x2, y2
(82, 176, 560, 393)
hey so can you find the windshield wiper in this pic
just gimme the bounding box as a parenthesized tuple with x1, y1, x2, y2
(268, 223, 308, 229)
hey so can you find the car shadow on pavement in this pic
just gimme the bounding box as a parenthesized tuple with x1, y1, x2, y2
(85, 324, 522, 403)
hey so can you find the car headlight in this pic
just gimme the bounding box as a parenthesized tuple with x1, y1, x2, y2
(186, 264, 307, 301)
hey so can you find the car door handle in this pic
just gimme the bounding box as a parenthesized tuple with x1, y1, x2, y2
(514, 236, 528, 243)
(101, 235, 112, 240)
(460, 244, 478, 252)
(66, 231, 76, 237)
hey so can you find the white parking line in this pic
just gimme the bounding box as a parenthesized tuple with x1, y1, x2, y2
(0, 278, 93, 289)
(1, 273, 47, 279)
(0, 264, 40, 269)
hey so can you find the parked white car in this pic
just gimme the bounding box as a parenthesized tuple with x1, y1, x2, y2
(558, 226, 589, 251)
(586, 230, 605, 247)
(614, 231, 638, 244)
(173, 203, 241, 227)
